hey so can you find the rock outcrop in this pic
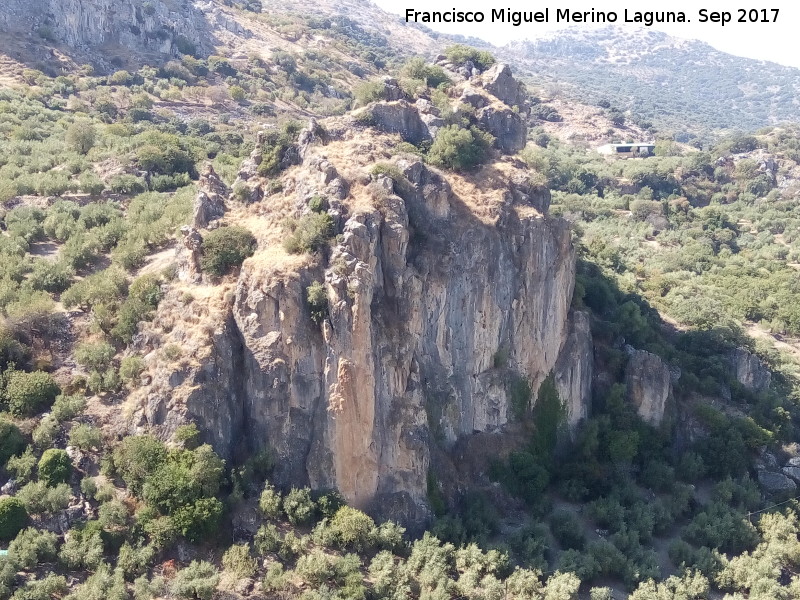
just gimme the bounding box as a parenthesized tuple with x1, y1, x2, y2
(0, 0, 211, 66)
(729, 348, 771, 393)
(554, 311, 593, 432)
(369, 101, 433, 146)
(192, 165, 228, 229)
(141, 145, 577, 526)
(482, 63, 527, 110)
(477, 106, 527, 154)
(625, 349, 671, 426)
(757, 469, 797, 499)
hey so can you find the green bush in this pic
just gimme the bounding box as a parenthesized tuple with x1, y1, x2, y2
(68, 424, 102, 451)
(38, 448, 72, 485)
(6, 370, 61, 417)
(0, 497, 28, 542)
(7, 447, 36, 483)
(170, 561, 219, 600)
(65, 121, 96, 154)
(353, 81, 386, 106)
(172, 498, 224, 543)
(282, 212, 335, 254)
(222, 544, 257, 578)
(200, 226, 256, 276)
(259, 483, 282, 520)
(320, 506, 376, 552)
(16, 481, 71, 514)
(427, 125, 494, 171)
(75, 341, 116, 372)
(444, 44, 496, 71)
(119, 356, 146, 384)
(112, 435, 168, 493)
(0, 420, 26, 466)
(51, 394, 87, 421)
(28, 260, 74, 293)
(283, 487, 316, 526)
(550, 509, 585, 550)
(306, 281, 328, 324)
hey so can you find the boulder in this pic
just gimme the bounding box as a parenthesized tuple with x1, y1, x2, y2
(477, 106, 527, 154)
(758, 469, 797, 498)
(782, 466, 800, 482)
(482, 63, 527, 109)
(371, 101, 433, 146)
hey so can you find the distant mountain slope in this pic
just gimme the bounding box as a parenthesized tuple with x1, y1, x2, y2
(504, 27, 800, 137)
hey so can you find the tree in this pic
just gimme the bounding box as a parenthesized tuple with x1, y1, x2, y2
(427, 125, 494, 171)
(200, 226, 256, 276)
(112, 435, 168, 493)
(0, 497, 28, 541)
(0, 420, 26, 466)
(38, 448, 72, 485)
(65, 121, 96, 154)
(6, 371, 61, 417)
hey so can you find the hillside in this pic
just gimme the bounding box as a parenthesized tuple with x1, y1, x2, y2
(1, 2, 800, 600)
(505, 27, 800, 138)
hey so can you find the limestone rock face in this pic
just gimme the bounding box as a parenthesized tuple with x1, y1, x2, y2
(370, 101, 433, 146)
(625, 349, 671, 426)
(155, 156, 576, 526)
(729, 348, 771, 393)
(0, 0, 210, 64)
(477, 106, 527, 154)
(554, 311, 593, 431)
(482, 63, 527, 109)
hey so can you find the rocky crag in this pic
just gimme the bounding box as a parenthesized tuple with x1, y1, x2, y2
(127, 65, 607, 526)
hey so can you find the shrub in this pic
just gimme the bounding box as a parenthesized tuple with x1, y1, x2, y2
(550, 509, 585, 550)
(400, 57, 451, 89)
(7, 447, 36, 483)
(444, 44, 496, 71)
(172, 497, 224, 543)
(32, 414, 59, 448)
(75, 341, 116, 372)
(200, 226, 256, 276)
(59, 527, 104, 571)
(427, 125, 494, 171)
(321, 506, 376, 552)
(16, 481, 71, 514)
(170, 561, 219, 600)
(112, 435, 168, 493)
(69, 424, 102, 451)
(353, 80, 386, 106)
(38, 448, 72, 485)
(222, 544, 257, 578)
(119, 355, 146, 384)
(0, 420, 26, 466)
(259, 483, 282, 520)
(51, 394, 87, 421)
(65, 121, 96, 154)
(306, 281, 328, 324)
(229, 85, 246, 103)
(7, 527, 58, 570)
(6, 370, 61, 417)
(28, 260, 73, 293)
(174, 423, 201, 449)
(0, 498, 28, 542)
(282, 212, 335, 254)
(283, 487, 316, 525)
